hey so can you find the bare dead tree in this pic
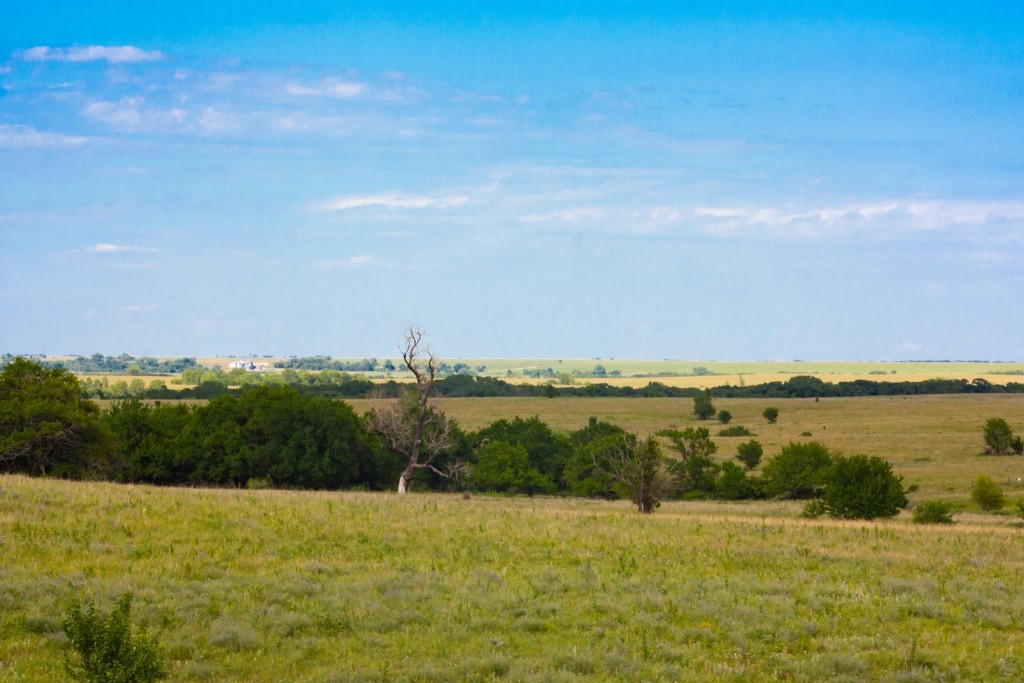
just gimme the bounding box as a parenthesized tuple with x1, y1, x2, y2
(366, 326, 458, 494)
(594, 435, 674, 513)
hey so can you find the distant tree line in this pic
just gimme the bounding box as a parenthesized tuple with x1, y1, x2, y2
(5, 353, 198, 375)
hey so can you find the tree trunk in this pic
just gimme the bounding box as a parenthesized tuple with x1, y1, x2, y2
(397, 462, 417, 494)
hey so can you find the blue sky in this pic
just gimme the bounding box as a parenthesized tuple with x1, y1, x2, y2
(2, 2, 1023, 360)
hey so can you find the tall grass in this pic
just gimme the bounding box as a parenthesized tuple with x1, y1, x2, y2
(2, 476, 1023, 681)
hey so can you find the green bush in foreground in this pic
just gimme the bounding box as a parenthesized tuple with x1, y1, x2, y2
(819, 454, 908, 520)
(62, 592, 167, 683)
(912, 500, 956, 525)
(971, 474, 1005, 511)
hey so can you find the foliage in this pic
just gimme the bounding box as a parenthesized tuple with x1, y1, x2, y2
(597, 435, 674, 513)
(912, 500, 956, 525)
(716, 461, 760, 500)
(762, 407, 779, 423)
(475, 415, 572, 486)
(0, 357, 113, 477)
(660, 427, 719, 496)
(692, 392, 716, 420)
(819, 454, 908, 520)
(717, 409, 732, 424)
(470, 441, 553, 494)
(971, 474, 1005, 511)
(982, 417, 1017, 455)
(735, 440, 763, 470)
(62, 592, 167, 683)
(561, 417, 627, 497)
(760, 441, 834, 499)
(718, 425, 753, 437)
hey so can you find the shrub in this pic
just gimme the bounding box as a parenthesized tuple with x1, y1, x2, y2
(802, 499, 827, 518)
(62, 592, 167, 683)
(693, 393, 715, 420)
(912, 500, 956, 525)
(717, 410, 732, 424)
(762, 407, 779, 424)
(983, 417, 1016, 455)
(735, 440, 763, 470)
(971, 475, 1005, 511)
(819, 454, 908, 520)
(760, 441, 834, 499)
(718, 425, 753, 437)
(716, 461, 760, 500)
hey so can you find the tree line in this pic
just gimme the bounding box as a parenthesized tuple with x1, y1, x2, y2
(2, 355, 910, 520)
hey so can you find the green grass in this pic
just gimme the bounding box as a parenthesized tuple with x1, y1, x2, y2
(2, 476, 1024, 681)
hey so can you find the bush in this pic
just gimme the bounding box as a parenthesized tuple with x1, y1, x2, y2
(912, 500, 956, 525)
(718, 425, 753, 437)
(693, 393, 715, 420)
(762, 407, 779, 424)
(760, 441, 834, 499)
(62, 592, 167, 683)
(819, 454, 908, 520)
(717, 410, 732, 424)
(983, 417, 1016, 455)
(735, 440, 763, 470)
(716, 461, 760, 500)
(971, 475, 1005, 511)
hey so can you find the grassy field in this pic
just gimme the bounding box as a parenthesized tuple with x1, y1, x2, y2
(1, 476, 1023, 681)
(341, 394, 1024, 501)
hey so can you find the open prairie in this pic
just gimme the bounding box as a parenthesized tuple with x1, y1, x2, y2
(1, 476, 1022, 681)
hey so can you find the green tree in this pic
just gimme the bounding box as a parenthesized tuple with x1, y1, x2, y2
(735, 440, 763, 470)
(762, 406, 779, 424)
(0, 358, 113, 477)
(819, 454, 908, 520)
(470, 440, 553, 494)
(982, 417, 1016, 455)
(475, 415, 572, 487)
(717, 409, 732, 424)
(562, 417, 627, 497)
(716, 460, 759, 499)
(760, 441, 834, 499)
(971, 474, 1005, 511)
(692, 392, 715, 420)
(661, 427, 719, 495)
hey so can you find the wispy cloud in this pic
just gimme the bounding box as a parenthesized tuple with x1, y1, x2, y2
(315, 255, 384, 269)
(88, 243, 155, 254)
(285, 79, 366, 99)
(518, 208, 605, 224)
(82, 97, 187, 132)
(0, 124, 89, 148)
(121, 303, 158, 313)
(694, 199, 1024, 238)
(17, 45, 163, 64)
(316, 193, 470, 211)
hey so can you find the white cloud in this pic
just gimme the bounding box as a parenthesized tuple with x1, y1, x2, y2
(82, 97, 188, 132)
(88, 243, 155, 254)
(693, 199, 1024, 238)
(317, 193, 470, 211)
(0, 65, 11, 74)
(285, 78, 366, 99)
(122, 303, 158, 313)
(18, 45, 163, 64)
(0, 124, 88, 148)
(315, 255, 383, 269)
(518, 208, 605, 224)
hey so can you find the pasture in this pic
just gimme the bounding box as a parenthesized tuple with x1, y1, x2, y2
(2, 476, 1023, 682)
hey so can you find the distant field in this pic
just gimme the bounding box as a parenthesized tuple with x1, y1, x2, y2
(2, 476, 1022, 681)
(68, 357, 1024, 391)
(345, 394, 1024, 501)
